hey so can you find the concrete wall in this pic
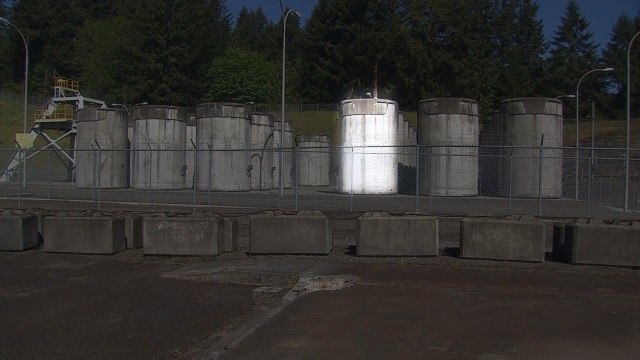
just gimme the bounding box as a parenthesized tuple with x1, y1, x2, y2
(0, 210, 39, 251)
(356, 213, 438, 256)
(460, 216, 545, 262)
(143, 214, 225, 256)
(556, 222, 640, 267)
(250, 211, 332, 254)
(43, 215, 126, 254)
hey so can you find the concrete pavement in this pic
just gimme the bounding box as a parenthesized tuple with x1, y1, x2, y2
(2, 249, 637, 360)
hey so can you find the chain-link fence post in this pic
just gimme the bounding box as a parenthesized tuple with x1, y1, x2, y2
(92, 149, 97, 202)
(428, 146, 433, 214)
(415, 144, 420, 213)
(294, 148, 299, 211)
(148, 145, 152, 189)
(208, 145, 212, 205)
(47, 148, 52, 199)
(587, 157, 592, 218)
(350, 147, 354, 212)
(18, 149, 23, 209)
(538, 147, 542, 217)
(509, 153, 513, 215)
(97, 149, 102, 210)
(193, 148, 197, 212)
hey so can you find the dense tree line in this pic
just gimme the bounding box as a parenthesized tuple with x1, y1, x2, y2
(0, 0, 638, 121)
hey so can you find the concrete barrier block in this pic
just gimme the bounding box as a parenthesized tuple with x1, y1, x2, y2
(0, 210, 39, 251)
(356, 212, 438, 256)
(125, 216, 143, 249)
(223, 218, 238, 253)
(563, 223, 640, 267)
(250, 211, 331, 254)
(43, 214, 126, 254)
(143, 214, 224, 256)
(460, 217, 545, 262)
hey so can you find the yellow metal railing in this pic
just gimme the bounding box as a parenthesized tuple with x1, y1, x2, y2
(35, 108, 74, 122)
(53, 77, 79, 91)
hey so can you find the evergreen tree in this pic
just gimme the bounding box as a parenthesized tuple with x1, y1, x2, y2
(232, 6, 275, 54)
(546, 0, 602, 116)
(494, 0, 547, 100)
(426, 0, 500, 119)
(132, 0, 232, 106)
(206, 47, 278, 104)
(74, 16, 144, 105)
(300, 0, 404, 103)
(602, 12, 640, 118)
(8, 0, 99, 95)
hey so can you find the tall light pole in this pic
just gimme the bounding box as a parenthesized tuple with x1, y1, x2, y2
(589, 98, 595, 161)
(574, 67, 613, 200)
(624, 31, 640, 212)
(279, 0, 301, 197)
(0, 17, 28, 135)
(1, 17, 29, 188)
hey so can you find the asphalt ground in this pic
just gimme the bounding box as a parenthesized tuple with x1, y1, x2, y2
(0, 197, 639, 359)
(0, 251, 258, 360)
(1, 249, 639, 360)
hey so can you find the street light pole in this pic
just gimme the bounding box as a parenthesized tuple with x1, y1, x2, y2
(278, 0, 301, 197)
(1, 17, 29, 188)
(574, 67, 613, 200)
(0, 17, 28, 135)
(590, 99, 595, 162)
(624, 31, 640, 212)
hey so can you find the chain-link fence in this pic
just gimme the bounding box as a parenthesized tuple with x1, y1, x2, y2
(1, 145, 639, 219)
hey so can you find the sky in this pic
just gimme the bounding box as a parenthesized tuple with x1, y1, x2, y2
(227, 0, 640, 53)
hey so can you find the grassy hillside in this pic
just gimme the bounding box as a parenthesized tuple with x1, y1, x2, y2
(564, 119, 640, 148)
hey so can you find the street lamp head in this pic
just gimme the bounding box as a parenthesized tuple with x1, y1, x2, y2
(602, 67, 614, 72)
(293, 11, 302, 18)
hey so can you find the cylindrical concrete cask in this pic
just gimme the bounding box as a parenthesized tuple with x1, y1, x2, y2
(75, 108, 129, 189)
(195, 103, 252, 191)
(499, 98, 563, 198)
(337, 99, 399, 194)
(131, 105, 187, 190)
(418, 98, 479, 196)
